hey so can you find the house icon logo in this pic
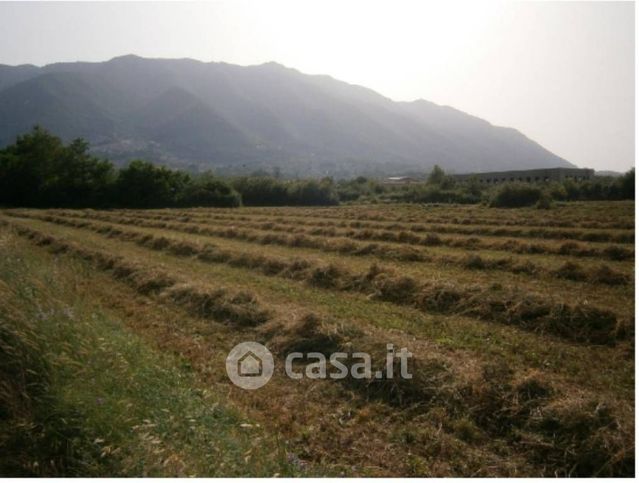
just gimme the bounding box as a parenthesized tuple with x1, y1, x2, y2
(226, 342, 274, 390)
(238, 351, 262, 377)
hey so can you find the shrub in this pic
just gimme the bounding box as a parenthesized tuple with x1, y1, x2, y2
(336, 177, 385, 202)
(287, 177, 339, 206)
(547, 182, 568, 201)
(489, 183, 542, 208)
(427, 164, 447, 185)
(536, 191, 553, 209)
(231, 176, 339, 206)
(395, 184, 479, 204)
(177, 173, 241, 207)
(115, 160, 189, 208)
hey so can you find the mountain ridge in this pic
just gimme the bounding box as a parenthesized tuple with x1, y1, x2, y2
(0, 55, 574, 177)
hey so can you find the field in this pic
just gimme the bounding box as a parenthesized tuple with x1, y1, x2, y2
(0, 201, 635, 476)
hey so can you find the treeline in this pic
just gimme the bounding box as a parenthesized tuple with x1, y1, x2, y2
(0, 127, 338, 208)
(336, 166, 483, 204)
(0, 127, 633, 208)
(337, 165, 635, 207)
(484, 170, 635, 207)
(230, 176, 338, 206)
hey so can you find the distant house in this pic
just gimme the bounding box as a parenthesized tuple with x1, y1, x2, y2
(450, 167, 594, 184)
(383, 176, 422, 185)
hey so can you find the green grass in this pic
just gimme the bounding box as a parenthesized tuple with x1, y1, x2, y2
(0, 234, 304, 476)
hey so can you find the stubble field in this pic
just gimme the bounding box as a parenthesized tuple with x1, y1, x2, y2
(0, 201, 634, 476)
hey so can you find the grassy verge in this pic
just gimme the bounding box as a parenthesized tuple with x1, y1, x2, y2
(0, 231, 302, 476)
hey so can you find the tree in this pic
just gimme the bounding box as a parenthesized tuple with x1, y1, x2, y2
(39, 138, 115, 207)
(0, 126, 115, 207)
(464, 176, 483, 198)
(231, 176, 290, 206)
(287, 177, 339, 206)
(619, 168, 635, 199)
(114, 160, 190, 208)
(427, 165, 446, 185)
(489, 183, 542, 208)
(178, 172, 241, 207)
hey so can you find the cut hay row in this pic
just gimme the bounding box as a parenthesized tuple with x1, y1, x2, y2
(116, 208, 636, 261)
(38, 209, 635, 270)
(3, 217, 458, 404)
(13, 212, 630, 345)
(22, 211, 634, 286)
(0, 221, 511, 409)
(14, 210, 436, 262)
(4, 221, 272, 327)
(3, 218, 634, 476)
(126, 208, 635, 244)
(182, 203, 634, 230)
(277, 327, 635, 478)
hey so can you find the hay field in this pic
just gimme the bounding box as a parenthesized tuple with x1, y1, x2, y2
(0, 201, 634, 476)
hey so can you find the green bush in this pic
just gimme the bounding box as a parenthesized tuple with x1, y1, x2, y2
(536, 191, 553, 209)
(489, 183, 542, 208)
(114, 160, 190, 208)
(231, 176, 338, 206)
(178, 173, 241, 207)
(230, 176, 289, 205)
(559, 171, 635, 201)
(286, 177, 339, 206)
(393, 184, 480, 204)
(336, 177, 384, 202)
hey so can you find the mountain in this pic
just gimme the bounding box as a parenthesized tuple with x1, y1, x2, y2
(0, 55, 574, 177)
(595, 170, 624, 177)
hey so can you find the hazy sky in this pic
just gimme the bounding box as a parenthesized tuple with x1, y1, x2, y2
(0, 1, 634, 171)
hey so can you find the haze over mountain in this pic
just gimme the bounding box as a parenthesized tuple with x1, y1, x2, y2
(0, 55, 573, 177)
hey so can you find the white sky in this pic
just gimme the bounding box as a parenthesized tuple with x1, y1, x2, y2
(0, 1, 634, 171)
